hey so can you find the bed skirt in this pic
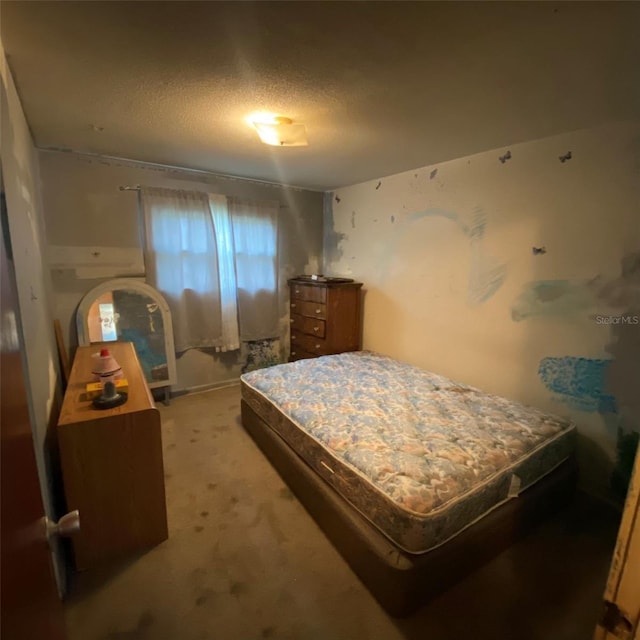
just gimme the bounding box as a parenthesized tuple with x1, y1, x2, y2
(241, 399, 577, 617)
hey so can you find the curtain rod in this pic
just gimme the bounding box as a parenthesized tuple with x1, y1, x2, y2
(41, 148, 316, 192)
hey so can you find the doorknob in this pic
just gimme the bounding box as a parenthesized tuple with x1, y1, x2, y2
(45, 510, 80, 541)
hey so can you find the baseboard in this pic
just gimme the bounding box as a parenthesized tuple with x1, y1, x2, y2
(171, 378, 241, 398)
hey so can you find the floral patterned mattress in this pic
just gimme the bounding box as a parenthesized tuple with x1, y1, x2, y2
(241, 351, 576, 554)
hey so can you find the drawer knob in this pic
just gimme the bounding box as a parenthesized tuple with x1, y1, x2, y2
(313, 326, 319, 332)
(295, 289, 300, 294)
(290, 318, 294, 323)
(315, 344, 320, 349)
(291, 303, 296, 308)
(291, 351, 296, 356)
(291, 335, 296, 340)
(315, 308, 321, 314)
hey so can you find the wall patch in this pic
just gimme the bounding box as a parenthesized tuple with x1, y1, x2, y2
(511, 280, 594, 321)
(242, 339, 281, 373)
(324, 202, 347, 265)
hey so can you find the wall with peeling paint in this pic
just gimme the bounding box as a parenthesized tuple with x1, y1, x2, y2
(1, 45, 66, 588)
(39, 150, 323, 392)
(325, 121, 640, 498)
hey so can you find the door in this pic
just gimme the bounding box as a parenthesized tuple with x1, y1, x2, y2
(0, 192, 66, 639)
(595, 440, 640, 639)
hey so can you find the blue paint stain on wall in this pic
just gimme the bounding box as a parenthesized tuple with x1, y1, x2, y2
(468, 262, 508, 304)
(538, 356, 617, 413)
(512, 280, 595, 321)
(468, 209, 486, 240)
(407, 207, 507, 304)
(467, 208, 507, 304)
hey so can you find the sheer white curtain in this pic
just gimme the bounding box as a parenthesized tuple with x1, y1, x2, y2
(208, 194, 240, 351)
(228, 197, 279, 341)
(141, 187, 239, 353)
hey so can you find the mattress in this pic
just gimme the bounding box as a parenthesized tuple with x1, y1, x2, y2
(240, 352, 576, 554)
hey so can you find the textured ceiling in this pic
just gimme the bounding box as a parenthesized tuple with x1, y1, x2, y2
(2, 1, 639, 191)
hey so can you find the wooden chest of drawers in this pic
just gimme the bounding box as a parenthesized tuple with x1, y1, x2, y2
(288, 277, 363, 361)
(58, 342, 168, 569)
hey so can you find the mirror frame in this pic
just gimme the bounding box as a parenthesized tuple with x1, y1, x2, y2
(76, 278, 177, 390)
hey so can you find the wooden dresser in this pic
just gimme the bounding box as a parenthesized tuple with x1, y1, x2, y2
(57, 342, 168, 569)
(288, 277, 363, 361)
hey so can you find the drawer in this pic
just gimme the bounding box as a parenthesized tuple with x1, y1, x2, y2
(290, 284, 326, 304)
(289, 347, 317, 362)
(290, 331, 328, 355)
(290, 313, 326, 338)
(290, 299, 326, 319)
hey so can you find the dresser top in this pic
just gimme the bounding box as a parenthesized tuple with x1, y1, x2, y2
(289, 276, 362, 288)
(58, 342, 155, 426)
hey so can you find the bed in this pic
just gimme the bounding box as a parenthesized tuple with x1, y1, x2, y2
(240, 351, 577, 616)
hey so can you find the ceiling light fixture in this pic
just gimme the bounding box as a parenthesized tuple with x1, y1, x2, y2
(249, 114, 308, 147)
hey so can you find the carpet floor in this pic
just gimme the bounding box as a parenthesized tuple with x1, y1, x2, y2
(63, 384, 620, 640)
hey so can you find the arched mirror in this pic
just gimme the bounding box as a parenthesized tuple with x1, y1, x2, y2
(76, 279, 177, 394)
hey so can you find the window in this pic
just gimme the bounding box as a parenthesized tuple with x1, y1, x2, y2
(228, 197, 279, 341)
(141, 188, 279, 351)
(141, 187, 236, 352)
(232, 210, 277, 295)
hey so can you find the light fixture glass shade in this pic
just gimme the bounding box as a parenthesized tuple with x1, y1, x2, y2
(253, 120, 308, 147)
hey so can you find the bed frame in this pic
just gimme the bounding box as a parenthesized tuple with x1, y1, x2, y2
(241, 399, 577, 617)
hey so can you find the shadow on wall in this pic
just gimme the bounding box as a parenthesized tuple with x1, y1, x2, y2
(603, 251, 640, 503)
